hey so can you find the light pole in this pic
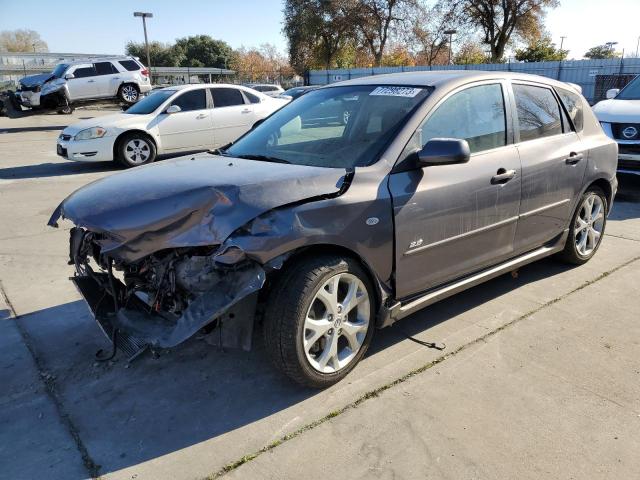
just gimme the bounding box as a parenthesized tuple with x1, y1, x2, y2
(636, 36, 639, 57)
(133, 11, 153, 72)
(444, 29, 457, 65)
(559, 36, 567, 51)
(605, 41, 618, 56)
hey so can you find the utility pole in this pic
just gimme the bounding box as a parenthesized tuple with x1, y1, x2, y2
(444, 29, 457, 65)
(133, 12, 153, 72)
(560, 36, 567, 51)
(636, 36, 639, 57)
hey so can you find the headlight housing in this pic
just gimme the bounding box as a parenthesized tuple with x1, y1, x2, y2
(74, 127, 106, 141)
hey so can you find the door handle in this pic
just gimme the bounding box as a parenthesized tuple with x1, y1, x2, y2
(87, 80, 95, 83)
(241, 108, 251, 114)
(565, 152, 584, 165)
(196, 113, 209, 119)
(491, 168, 516, 184)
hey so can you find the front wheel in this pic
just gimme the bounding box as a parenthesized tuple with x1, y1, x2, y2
(115, 133, 156, 168)
(263, 255, 375, 388)
(557, 186, 607, 264)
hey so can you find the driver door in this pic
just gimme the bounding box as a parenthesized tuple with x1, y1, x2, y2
(65, 64, 99, 100)
(389, 82, 522, 298)
(156, 88, 214, 151)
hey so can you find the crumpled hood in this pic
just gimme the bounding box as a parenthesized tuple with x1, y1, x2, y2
(62, 113, 150, 136)
(49, 154, 349, 262)
(593, 99, 640, 123)
(19, 73, 54, 88)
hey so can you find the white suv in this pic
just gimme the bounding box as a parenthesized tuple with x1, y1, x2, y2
(17, 57, 152, 110)
(593, 75, 640, 176)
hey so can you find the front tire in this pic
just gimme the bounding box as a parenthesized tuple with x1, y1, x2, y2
(557, 186, 607, 264)
(263, 255, 375, 388)
(118, 83, 139, 104)
(115, 133, 156, 168)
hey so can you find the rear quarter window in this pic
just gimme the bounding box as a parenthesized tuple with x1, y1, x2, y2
(556, 87, 584, 132)
(119, 60, 141, 72)
(513, 84, 563, 142)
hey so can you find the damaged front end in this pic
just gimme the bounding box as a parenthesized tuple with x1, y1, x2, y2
(69, 227, 266, 360)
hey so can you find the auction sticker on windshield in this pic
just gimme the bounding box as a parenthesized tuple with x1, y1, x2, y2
(370, 86, 422, 97)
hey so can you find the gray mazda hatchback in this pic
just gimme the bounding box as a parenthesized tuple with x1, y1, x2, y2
(50, 71, 617, 387)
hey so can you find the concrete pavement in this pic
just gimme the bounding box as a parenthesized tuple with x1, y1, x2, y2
(1, 111, 639, 479)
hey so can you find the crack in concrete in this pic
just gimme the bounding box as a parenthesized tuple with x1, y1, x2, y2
(604, 232, 640, 242)
(0, 280, 102, 479)
(205, 255, 640, 479)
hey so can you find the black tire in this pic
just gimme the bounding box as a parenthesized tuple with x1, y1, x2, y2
(263, 254, 376, 388)
(557, 186, 607, 265)
(57, 104, 73, 114)
(115, 132, 156, 168)
(118, 83, 139, 104)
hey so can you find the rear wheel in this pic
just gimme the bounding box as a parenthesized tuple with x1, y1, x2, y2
(557, 186, 607, 264)
(118, 84, 139, 104)
(115, 133, 156, 168)
(263, 255, 375, 388)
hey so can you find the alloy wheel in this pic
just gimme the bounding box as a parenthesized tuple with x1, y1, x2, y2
(122, 85, 138, 103)
(575, 193, 605, 256)
(303, 273, 370, 373)
(124, 138, 151, 164)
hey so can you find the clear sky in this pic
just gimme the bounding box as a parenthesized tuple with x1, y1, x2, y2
(0, 0, 639, 60)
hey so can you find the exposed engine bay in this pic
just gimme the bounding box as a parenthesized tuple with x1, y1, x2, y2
(69, 227, 267, 359)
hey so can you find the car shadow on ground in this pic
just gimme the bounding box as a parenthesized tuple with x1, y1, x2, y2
(11, 256, 577, 476)
(0, 161, 115, 179)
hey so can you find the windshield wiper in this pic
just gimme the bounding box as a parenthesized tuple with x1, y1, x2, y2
(234, 154, 291, 164)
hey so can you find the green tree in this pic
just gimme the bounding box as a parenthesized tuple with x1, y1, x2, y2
(454, 42, 490, 65)
(462, 0, 559, 62)
(515, 37, 567, 62)
(172, 35, 236, 68)
(0, 29, 48, 52)
(125, 41, 183, 67)
(584, 44, 620, 59)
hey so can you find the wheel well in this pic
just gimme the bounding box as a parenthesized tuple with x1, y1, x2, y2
(113, 130, 157, 158)
(588, 178, 613, 211)
(264, 244, 383, 312)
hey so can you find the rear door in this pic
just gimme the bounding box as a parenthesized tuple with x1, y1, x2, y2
(66, 64, 99, 99)
(156, 88, 214, 151)
(93, 61, 121, 97)
(511, 82, 588, 253)
(209, 87, 255, 147)
(389, 81, 522, 298)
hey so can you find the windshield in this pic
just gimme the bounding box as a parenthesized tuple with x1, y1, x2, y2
(226, 85, 431, 168)
(125, 89, 176, 114)
(52, 64, 68, 78)
(616, 75, 640, 100)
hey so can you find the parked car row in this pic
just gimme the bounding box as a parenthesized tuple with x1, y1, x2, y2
(15, 56, 152, 114)
(50, 71, 617, 387)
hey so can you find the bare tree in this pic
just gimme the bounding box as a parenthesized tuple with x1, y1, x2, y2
(409, 0, 463, 66)
(463, 0, 559, 62)
(0, 29, 48, 53)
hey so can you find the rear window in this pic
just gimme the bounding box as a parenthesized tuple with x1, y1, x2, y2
(119, 60, 141, 71)
(94, 62, 118, 75)
(513, 84, 563, 142)
(211, 88, 245, 107)
(556, 87, 584, 131)
(243, 90, 261, 104)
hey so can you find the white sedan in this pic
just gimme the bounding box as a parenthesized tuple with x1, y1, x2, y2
(56, 84, 290, 167)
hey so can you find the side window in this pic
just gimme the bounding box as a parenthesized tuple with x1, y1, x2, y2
(513, 84, 563, 141)
(118, 60, 141, 72)
(404, 83, 507, 155)
(556, 87, 584, 132)
(242, 90, 261, 104)
(72, 65, 96, 78)
(210, 88, 245, 107)
(171, 89, 207, 111)
(94, 62, 117, 75)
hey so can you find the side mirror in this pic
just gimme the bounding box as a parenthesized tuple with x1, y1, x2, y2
(417, 138, 470, 166)
(121, 104, 130, 112)
(606, 88, 619, 100)
(64, 73, 75, 80)
(165, 104, 181, 114)
(251, 118, 265, 129)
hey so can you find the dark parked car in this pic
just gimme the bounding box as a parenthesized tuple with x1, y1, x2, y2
(280, 85, 319, 100)
(50, 71, 617, 387)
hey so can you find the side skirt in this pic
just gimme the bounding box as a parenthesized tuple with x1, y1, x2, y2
(379, 229, 569, 327)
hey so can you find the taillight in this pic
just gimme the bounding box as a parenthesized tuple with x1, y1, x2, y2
(141, 68, 149, 77)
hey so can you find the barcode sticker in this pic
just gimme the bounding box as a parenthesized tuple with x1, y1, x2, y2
(370, 86, 422, 97)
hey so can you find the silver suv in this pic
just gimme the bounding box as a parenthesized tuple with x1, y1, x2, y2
(50, 71, 617, 387)
(16, 56, 152, 111)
